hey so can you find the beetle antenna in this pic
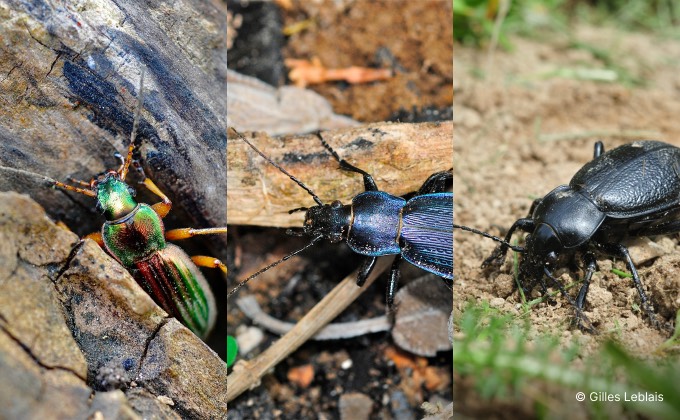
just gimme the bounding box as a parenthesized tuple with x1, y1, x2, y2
(0, 166, 96, 197)
(228, 235, 324, 298)
(453, 224, 525, 252)
(229, 127, 324, 206)
(119, 68, 145, 181)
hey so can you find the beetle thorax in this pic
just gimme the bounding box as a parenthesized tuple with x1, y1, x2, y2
(303, 200, 352, 243)
(95, 173, 138, 220)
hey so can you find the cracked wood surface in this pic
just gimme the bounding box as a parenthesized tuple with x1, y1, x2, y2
(0, 0, 227, 253)
(227, 121, 453, 227)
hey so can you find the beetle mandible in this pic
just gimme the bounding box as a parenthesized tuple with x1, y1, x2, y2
(228, 128, 453, 306)
(482, 140, 680, 330)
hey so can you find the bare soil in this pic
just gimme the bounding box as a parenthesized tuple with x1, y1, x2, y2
(454, 24, 680, 416)
(282, 0, 453, 122)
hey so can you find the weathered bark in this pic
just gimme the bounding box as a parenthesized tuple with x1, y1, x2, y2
(227, 121, 453, 227)
(0, 0, 227, 250)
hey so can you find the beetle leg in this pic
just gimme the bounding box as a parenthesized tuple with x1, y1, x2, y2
(416, 170, 452, 195)
(386, 254, 402, 308)
(598, 243, 660, 328)
(526, 198, 542, 218)
(528, 270, 557, 306)
(83, 232, 104, 247)
(543, 268, 573, 305)
(576, 253, 597, 310)
(593, 141, 605, 159)
(165, 227, 228, 240)
(482, 218, 534, 267)
(356, 256, 377, 287)
(573, 252, 598, 333)
(142, 178, 172, 218)
(191, 255, 227, 274)
(315, 132, 379, 192)
(543, 267, 596, 331)
(164, 228, 228, 274)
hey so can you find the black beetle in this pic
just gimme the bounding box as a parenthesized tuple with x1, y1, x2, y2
(482, 140, 680, 331)
(227, 129, 452, 306)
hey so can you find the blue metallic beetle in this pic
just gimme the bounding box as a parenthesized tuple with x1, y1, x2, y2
(228, 129, 452, 306)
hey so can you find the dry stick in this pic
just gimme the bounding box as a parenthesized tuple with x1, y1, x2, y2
(226, 256, 393, 402)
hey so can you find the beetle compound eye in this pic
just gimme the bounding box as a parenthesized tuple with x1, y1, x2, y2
(331, 200, 342, 209)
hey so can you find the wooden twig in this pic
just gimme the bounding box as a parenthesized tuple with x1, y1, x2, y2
(226, 256, 393, 402)
(227, 121, 453, 227)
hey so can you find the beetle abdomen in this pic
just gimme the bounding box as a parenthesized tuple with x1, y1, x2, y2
(347, 191, 405, 256)
(571, 140, 680, 217)
(134, 244, 216, 339)
(401, 193, 453, 279)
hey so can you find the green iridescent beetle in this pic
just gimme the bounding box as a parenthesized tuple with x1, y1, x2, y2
(4, 73, 226, 339)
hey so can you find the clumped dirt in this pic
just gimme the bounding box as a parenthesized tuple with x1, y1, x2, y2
(454, 23, 680, 415)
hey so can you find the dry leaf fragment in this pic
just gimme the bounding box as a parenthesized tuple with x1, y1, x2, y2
(287, 364, 315, 388)
(286, 57, 392, 88)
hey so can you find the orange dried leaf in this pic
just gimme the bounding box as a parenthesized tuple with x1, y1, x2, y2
(384, 346, 417, 370)
(287, 364, 315, 388)
(285, 58, 391, 88)
(423, 366, 450, 391)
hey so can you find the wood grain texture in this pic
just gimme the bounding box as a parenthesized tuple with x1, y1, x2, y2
(227, 121, 453, 227)
(0, 0, 227, 247)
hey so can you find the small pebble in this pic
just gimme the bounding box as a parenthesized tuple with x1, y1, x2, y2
(341, 358, 353, 369)
(236, 325, 264, 355)
(339, 392, 373, 420)
(157, 395, 174, 406)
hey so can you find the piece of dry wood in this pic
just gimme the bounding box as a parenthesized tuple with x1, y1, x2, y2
(226, 69, 359, 135)
(226, 256, 392, 402)
(227, 121, 452, 227)
(0, 0, 227, 250)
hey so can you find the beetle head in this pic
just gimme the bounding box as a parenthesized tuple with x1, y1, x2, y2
(524, 223, 564, 270)
(515, 223, 563, 294)
(303, 200, 352, 243)
(94, 172, 138, 220)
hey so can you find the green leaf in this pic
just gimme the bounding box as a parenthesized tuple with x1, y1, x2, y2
(227, 335, 239, 368)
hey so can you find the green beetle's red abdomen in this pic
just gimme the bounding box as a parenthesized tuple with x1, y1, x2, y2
(103, 204, 166, 267)
(134, 245, 216, 338)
